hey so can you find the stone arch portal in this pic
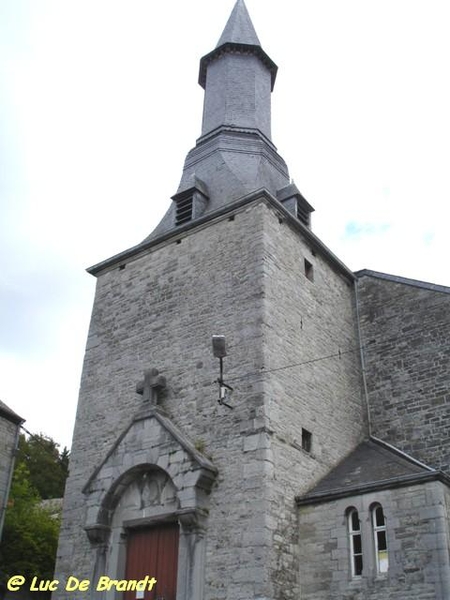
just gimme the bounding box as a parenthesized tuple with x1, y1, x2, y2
(82, 405, 217, 600)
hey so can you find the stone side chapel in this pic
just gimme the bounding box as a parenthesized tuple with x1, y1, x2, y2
(55, 2, 450, 599)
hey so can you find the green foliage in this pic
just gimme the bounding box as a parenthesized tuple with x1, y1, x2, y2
(0, 463, 61, 582)
(16, 433, 69, 499)
(0, 432, 69, 587)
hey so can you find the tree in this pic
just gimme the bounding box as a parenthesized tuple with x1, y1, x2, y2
(16, 433, 69, 499)
(0, 432, 69, 593)
(0, 463, 60, 583)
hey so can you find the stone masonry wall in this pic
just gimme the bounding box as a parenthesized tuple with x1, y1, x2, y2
(56, 200, 278, 600)
(357, 274, 450, 473)
(57, 197, 373, 599)
(298, 481, 450, 599)
(260, 206, 367, 599)
(0, 415, 19, 538)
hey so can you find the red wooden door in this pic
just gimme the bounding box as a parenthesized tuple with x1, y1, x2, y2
(124, 522, 179, 600)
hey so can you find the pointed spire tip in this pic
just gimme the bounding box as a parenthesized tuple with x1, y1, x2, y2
(216, 0, 261, 48)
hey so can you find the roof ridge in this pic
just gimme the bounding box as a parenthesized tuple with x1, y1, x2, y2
(296, 438, 438, 506)
(370, 436, 435, 472)
(355, 269, 450, 294)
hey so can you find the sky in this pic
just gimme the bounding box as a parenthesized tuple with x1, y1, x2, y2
(1, 0, 449, 450)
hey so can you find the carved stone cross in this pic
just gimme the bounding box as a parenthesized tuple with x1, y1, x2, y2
(136, 368, 166, 406)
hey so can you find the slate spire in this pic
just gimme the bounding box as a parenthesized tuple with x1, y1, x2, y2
(198, 0, 277, 137)
(216, 0, 261, 47)
(144, 0, 295, 242)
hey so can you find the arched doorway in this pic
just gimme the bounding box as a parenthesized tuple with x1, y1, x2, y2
(83, 407, 217, 600)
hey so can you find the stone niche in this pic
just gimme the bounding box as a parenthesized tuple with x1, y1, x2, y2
(83, 404, 217, 600)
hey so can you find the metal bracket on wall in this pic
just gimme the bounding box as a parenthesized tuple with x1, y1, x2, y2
(212, 335, 234, 409)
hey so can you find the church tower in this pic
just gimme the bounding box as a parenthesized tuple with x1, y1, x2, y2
(55, 2, 367, 598)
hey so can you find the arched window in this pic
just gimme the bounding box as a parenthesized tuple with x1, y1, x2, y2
(347, 508, 363, 577)
(371, 503, 388, 573)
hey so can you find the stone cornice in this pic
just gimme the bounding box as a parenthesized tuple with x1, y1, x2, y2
(87, 189, 355, 282)
(296, 471, 450, 507)
(0, 400, 24, 426)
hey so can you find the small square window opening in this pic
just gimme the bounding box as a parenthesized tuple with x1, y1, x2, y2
(301, 428, 312, 453)
(304, 259, 314, 281)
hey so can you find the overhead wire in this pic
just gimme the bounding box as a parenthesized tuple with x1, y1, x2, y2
(19, 424, 69, 463)
(220, 317, 450, 386)
(225, 346, 360, 384)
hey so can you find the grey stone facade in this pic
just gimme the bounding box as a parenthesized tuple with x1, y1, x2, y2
(56, 1, 450, 599)
(0, 400, 23, 541)
(297, 440, 450, 598)
(356, 270, 450, 474)
(56, 188, 369, 599)
(298, 479, 450, 599)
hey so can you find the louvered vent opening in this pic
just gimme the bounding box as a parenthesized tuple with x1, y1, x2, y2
(296, 201, 310, 226)
(277, 184, 314, 229)
(175, 196, 193, 226)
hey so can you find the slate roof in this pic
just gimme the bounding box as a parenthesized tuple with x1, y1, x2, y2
(296, 437, 447, 506)
(216, 0, 261, 47)
(0, 399, 24, 425)
(198, 0, 277, 91)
